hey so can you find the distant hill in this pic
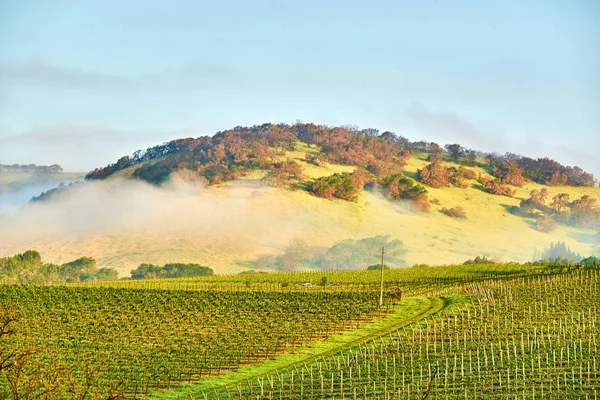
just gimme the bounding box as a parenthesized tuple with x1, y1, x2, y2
(0, 123, 598, 275)
(0, 163, 63, 174)
(0, 164, 84, 213)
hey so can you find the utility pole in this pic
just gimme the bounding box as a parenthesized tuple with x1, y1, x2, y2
(379, 246, 385, 307)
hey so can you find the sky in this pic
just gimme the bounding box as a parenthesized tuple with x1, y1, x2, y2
(0, 0, 599, 177)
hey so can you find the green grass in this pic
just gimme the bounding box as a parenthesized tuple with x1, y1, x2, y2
(148, 295, 467, 399)
(107, 157, 166, 179)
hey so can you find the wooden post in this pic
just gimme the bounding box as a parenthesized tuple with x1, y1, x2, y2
(379, 246, 385, 307)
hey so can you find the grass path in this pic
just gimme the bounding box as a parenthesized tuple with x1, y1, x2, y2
(149, 295, 460, 399)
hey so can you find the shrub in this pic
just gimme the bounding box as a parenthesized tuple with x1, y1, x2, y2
(463, 256, 495, 265)
(367, 160, 404, 179)
(310, 172, 358, 201)
(130, 263, 213, 279)
(367, 264, 389, 270)
(455, 166, 477, 180)
(441, 206, 467, 219)
(580, 256, 600, 268)
(427, 152, 443, 163)
(418, 163, 451, 188)
(304, 153, 321, 166)
(492, 160, 526, 187)
(478, 175, 515, 197)
(383, 175, 431, 212)
(261, 159, 304, 187)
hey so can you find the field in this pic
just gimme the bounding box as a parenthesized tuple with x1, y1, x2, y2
(1, 263, 598, 399)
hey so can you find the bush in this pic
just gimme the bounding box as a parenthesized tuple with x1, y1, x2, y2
(310, 172, 358, 201)
(304, 153, 321, 166)
(440, 206, 467, 219)
(418, 163, 451, 188)
(367, 264, 390, 270)
(261, 159, 304, 188)
(463, 256, 495, 265)
(580, 256, 600, 268)
(455, 166, 477, 180)
(478, 175, 515, 197)
(383, 175, 431, 212)
(492, 160, 526, 187)
(130, 263, 213, 279)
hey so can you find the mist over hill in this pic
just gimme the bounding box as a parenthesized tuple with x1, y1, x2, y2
(0, 163, 83, 214)
(0, 123, 598, 275)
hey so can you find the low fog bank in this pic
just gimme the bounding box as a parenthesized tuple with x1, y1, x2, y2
(0, 174, 597, 276)
(0, 175, 322, 274)
(0, 178, 81, 214)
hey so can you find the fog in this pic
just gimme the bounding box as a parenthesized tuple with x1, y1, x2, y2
(0, 178, 81, 214)
(0, 175, 325, 274)
(0, 172, 597, 277)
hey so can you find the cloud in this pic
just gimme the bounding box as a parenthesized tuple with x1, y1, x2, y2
(1, 125, 165, 145)
(0, 60, 246, 92)
(0, 125, 182, 171)
(408, 103, 502, 149)
(408, 103, 600, 180)
(0, 60, 132, 89)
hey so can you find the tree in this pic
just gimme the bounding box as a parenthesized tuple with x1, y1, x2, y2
(310, 173, 359, 201)
(427, 151, 443, 164)
(571, 195, 600, 229)
(261, 159, 304, 188)
(383, 175, 431, 212)
(367, 264, 389, 270)
(546, 172, 568, 186)
(278, 238, 309, 271)
(535, 215, 557, 233)
(478, 175, 515, 197)
(551, 193, 570, 213)
(444, 144, 464, 161)
(130, 263, 213, 279)
(580, 256, 600, 268)
(463, 149, 477, 166)
(440, 206, 467, 219)
(418, 163, 451, 188)
(493, 160, 526, 187)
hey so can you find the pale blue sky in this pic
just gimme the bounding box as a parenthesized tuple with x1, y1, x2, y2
(0, 0, 598, 176)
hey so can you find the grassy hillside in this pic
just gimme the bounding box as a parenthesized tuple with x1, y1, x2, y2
(0, 171, 83, 190)
(0, 141, 597, 277)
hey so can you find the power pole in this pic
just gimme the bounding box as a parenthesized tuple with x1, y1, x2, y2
(379, 246, 385, 307)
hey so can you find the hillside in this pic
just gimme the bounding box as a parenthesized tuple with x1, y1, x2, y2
(0, 168, 84, 214)
(0, 123, 598, 276)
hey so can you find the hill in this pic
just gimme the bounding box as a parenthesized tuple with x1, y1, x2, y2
(0, 123, 598, 276)
(0, 165, 84, 214)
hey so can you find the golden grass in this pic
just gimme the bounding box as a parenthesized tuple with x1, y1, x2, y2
(0, 148, 598, 277)
(107, 157, 166, 179)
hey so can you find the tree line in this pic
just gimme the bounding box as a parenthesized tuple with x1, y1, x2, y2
(0, 164, 63, 174)
(253, 235, 406, 272)
(0, 251, 118, 283)
(86, 122, 597, 189)
(512, 188, 600, 232)
(129, 263, 213, 279)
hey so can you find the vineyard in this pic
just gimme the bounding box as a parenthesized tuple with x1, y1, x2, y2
(181, 270, 599, 399)
(0, 285, 391, 398)
(1, 264, 599, 399)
